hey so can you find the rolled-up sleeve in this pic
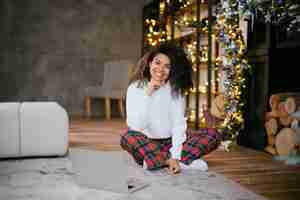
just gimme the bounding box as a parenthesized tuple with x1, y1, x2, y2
(126, 83, 150, 131)
(170, 95, 187, 159)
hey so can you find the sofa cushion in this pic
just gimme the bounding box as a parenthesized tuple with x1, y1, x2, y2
(0, 103, 20, 157)
(20, 102, 69, 157)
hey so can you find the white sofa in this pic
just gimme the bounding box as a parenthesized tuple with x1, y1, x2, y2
(0, 102, 69, 158)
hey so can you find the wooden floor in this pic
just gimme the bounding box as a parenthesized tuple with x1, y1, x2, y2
(69, 118, 300, 200)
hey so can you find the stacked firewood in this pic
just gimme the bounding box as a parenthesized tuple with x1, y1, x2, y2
(264, 93, 300, 156)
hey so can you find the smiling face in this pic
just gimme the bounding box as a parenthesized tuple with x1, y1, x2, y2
(149, 53, 171, 83)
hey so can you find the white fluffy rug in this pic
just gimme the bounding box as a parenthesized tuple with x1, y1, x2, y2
(0, 148, 269, 200)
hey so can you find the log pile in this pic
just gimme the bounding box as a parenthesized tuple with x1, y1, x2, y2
(264, 93, 300, 156)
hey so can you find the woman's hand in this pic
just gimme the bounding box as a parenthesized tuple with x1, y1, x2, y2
(166, 158, 181, 174)
(146, 79, 165, 96)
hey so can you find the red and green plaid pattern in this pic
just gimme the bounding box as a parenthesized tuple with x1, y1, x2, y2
(120, 130, 171, 170)
(120, 128, 221, 170)
(181, 128, 222, 165)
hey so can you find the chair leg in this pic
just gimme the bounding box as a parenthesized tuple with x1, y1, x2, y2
(118, 98, 125, 118)
(105, 97, 111, 120)
(85, 96, 91, 118)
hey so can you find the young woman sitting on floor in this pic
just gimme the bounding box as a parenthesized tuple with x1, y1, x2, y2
(120, 43, 222, 174)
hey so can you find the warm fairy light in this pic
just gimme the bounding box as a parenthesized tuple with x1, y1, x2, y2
(200, 85, 207, 93)
(188, 108, 205, 126)
(151, 19, 156, 26)
(189, 85, 207, 94)
(144, 11, 168, 47)
(159, 1, 165, 14)
(189, 110, 195, 122)
(189, 87, 196, 93)
(149, 26, 153, 33)
(151, 41, 157, 46)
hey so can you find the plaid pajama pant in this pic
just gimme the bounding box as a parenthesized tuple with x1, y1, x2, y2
(120, 128, 222, 170)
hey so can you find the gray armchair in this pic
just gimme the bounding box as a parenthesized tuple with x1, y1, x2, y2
(84, 60, 133, 120)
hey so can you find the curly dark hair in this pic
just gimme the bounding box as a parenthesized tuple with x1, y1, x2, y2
(129, 43, 193, 97)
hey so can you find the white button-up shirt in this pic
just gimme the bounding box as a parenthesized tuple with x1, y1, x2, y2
(126, 81, 187, 159)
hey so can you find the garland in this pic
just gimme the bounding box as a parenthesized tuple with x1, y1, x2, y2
(217, 0, 299, 150)
(216, 0, 251, 145)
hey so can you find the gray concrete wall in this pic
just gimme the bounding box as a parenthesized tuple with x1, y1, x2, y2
(0, 0, 143, 116)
